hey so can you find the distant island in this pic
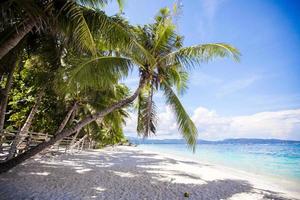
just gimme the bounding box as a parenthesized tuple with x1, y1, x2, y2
(127, 137, 300, 145)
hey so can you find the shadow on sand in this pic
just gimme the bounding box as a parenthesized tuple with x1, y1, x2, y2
(0, 149, 296, 200)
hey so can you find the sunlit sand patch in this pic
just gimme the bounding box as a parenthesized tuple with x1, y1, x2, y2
(228, 192, 264, 200)
(95, 163, 114, 168)
(29, 172, 50, 176)
(17, 171, 50, 176)
(131, 155, 164, 160)
(111, 170, 137, 178)
(148, 169, 206, 184)
(93, 186, 106, 192)
(75, 168, 92, 174)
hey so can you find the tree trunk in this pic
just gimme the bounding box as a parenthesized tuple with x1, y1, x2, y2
(0, 77, 146, 173)
(0, 64, 16, 134)
(0, 63, 16, 153)
(70, 131, 80, 146)
(57, 102, 78, 134)
(71, 134, 88, 152)
(0, 70, 4, 81)
(0, 19, 36, 60)
(65, 130, 80, 152)
(6, 91, 43, 160)
(56, 102, 78, 148)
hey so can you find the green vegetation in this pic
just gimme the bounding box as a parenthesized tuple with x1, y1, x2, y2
(0, 0, 239, 172)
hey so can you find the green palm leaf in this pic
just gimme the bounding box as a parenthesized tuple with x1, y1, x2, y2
(152, 19, 176, 54)
(75, 0, 108, 8)
(65, 56, 133, 91)
(75, 0, 124, 11)
(136, 86, 157, 137)
(161, 81, 197, 151)
(56, 1, 97, 55)
(82, 9, 132, 48)
(160, 43, 240, 70)
(158, 65, 189, 95)
(82, 8, 155, 65)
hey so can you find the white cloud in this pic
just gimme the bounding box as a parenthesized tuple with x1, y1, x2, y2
(124, 106, 300, 141)
(192, 107, 300, 140)
(229, 110, 300, 139)
(191, 107, 231, 139)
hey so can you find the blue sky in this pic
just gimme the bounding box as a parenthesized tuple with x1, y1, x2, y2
(105, 0, 300, 140)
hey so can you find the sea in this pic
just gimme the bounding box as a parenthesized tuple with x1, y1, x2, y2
(138, 142, 300, 184)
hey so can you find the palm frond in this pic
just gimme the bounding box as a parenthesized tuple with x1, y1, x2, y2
(120, 25, 159, 67)
(158, 65, 189, 95)
(116, 0, 124, 12)
(56, 1, 97, 55)
(161, 81, 197, 151)
(101, 109, 127, 143)
(81, 9, 130, 48)
(136, 86, 157, 137)
(81, 8, 154, 64)
(160, 43, 240, 70)
(75, 0, 108, 8)
(75, 0, 124, 11)
(87, 120, 102, 137)
(151, 11, 179, 57)
(174, 70, 189, 95)
(65, 56, 133, 91)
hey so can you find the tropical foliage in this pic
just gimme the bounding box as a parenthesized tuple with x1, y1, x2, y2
(0, 1, 239, 172)
(78, 7, 240, 150)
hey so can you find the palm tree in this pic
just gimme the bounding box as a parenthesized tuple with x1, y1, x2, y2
(73, 84, 130, 147)
(4, 33, 62, 158)
(0, 7, 239, 173)
(0, 50, 18, 151)
(86, 84, 130, 146)
(0, 0, 132, 137)
(0, 54, 17, 132)
(0, 0, 133, 151)
(118, 8, 240, 150)
(6, 90, 44, 160)
(0, 0, 125, 59)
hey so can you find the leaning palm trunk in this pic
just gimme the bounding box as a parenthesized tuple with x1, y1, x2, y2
(66, 130, 80, 152)
(0, 64, 16, 134)
(55, 102, 78, 148)
(66, 119, 103, 152)
(0, 19, 36, 60)
(70, 134, 88, 153)
(0, 78, 146, 173)
(0, 71, 4, 81)
(6, 91, 43, 160)
(0, 64, 16, 152)
(57, 102, 78, 134)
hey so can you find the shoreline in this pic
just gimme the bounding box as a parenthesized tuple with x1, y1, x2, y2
(138, 143, 300, 184)
(137, 145, 300, 199)
(0, 146, 299, 200)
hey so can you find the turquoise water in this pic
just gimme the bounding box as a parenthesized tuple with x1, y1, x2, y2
(139, 143, 300, 183)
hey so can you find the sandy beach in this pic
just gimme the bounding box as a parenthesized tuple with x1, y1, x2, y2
(0, 146, 299, 200)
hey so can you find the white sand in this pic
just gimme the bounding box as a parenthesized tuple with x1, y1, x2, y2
(0, 146, 299, 200)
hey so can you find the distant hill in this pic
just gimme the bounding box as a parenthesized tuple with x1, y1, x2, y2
(127, 137, 300, 145)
